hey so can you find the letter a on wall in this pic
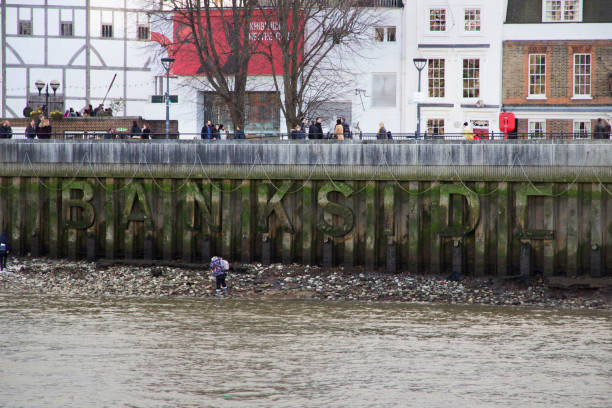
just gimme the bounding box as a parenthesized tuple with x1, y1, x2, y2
(121, 182, 153, 230)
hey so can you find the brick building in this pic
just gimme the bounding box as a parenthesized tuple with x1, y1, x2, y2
(502, 0, 612, 138)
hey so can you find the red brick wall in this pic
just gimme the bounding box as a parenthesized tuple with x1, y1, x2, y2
(502, 40, 612, 106)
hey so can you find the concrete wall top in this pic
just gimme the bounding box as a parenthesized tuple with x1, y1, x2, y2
(0, 140, 610, 168)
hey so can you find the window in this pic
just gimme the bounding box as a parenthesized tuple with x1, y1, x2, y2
(372, 74, 396, 107)
(374, 27, 396, 42)
(427, 59, 445, 98)
(465, 9, 481, 31)
(427, 119, 445, 135)
(19, 20, 32, 35)
(528, 120, 546, 138)
(573, 54, 591, 96)
(528, 54, 546, 97)
(543, 0, 581, 22)
(462, 59, 480, 98)
(101, 24, 113, 38)
(573, 121, 590, 138)
(429, 9, 446, 32)
(61, 22, 73, 37)
(138, 25, 150, 40)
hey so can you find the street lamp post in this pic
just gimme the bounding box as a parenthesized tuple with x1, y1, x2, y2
(413, 58, 427, 138)
(161, 57, 175, 139)
(34, 79, 60, 115)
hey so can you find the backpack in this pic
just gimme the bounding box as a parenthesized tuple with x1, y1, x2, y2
(387, 130, 392, 140)
(0, 243, 6, 254)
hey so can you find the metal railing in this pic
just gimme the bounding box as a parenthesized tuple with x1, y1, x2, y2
(3, 132, 610, 141)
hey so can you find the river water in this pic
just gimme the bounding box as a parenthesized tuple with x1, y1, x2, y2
(0, 295, 610, 408)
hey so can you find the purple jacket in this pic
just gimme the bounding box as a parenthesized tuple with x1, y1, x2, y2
(210, 257, 227, 277)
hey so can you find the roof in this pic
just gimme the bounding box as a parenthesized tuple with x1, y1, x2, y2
(506, 0, 612, 23)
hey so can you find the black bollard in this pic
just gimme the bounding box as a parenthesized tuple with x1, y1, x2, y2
(261, 234, 271, 265)
(590, 244, 601, 278)
(520, 241, 532, 277)
(323, 236, 333, 268)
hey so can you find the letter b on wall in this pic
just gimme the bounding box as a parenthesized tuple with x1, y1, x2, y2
(62, 181, 95, 230)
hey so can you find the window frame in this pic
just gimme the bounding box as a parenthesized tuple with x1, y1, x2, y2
(528, 53, 547, 98)
(464, 8, 481, 32)
(426, 118, 445, 136)
(60, 21, 73, 37)
(462, 58, 480, 99)
(542, 0, 582, 23)
(427, 58, 445, 98)
(137, 25, 150, 41)
(18, 20, 32, 36)
(572, 120, 590, 139)
(374, 26, 396, 43)
(572, 53, 591, 98)
(371, 73, 397, 108)
(428, 8, 447, 32)
(528, 120, 547, 139)
(101, 24, 113, 38)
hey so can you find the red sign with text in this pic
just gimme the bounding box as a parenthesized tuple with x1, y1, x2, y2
(152, 10, 300, 76)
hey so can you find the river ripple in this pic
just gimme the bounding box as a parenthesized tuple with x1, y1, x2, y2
(1, 295, 610, 408)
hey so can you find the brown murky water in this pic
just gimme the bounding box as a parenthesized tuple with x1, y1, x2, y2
(1, 295, 610, 407)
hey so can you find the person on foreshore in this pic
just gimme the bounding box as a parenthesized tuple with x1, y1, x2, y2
(25, 120, 37, 139)
(0, 120, 13, 139)
(210, 256, 229, 296)
(0, 231, 10, 272)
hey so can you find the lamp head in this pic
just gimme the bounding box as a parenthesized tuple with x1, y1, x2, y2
(161, 57, 175, 72)
(413, 58, 427, 71)
(35, 80, 45, 94)
(50, 80, 60, 94)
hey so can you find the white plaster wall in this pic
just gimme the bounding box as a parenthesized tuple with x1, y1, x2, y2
(504, 23, 612, 41)
(405, 0, 505, 135)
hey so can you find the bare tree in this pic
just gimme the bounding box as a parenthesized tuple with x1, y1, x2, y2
(257, 0, 377, 131)
(151, 0, 261, 130)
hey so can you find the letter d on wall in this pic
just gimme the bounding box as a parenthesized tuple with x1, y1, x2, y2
(62, 180, 95, 229)
(439, 184, 480, 237)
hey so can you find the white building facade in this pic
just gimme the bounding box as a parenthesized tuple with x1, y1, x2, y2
(404, 0, 506, 137)
(0, 0, 166, 121)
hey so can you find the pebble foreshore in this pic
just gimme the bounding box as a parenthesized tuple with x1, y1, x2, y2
(0, 257, 610, 309)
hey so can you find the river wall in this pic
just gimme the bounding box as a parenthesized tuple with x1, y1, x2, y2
(0, 140, 610, 277)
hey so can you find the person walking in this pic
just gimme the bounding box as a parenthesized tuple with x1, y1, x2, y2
(308, 120, 318, 140)
(593, 118, 608, 140)
(234, 125, 246, 139)
(0, 120, 13, 139)
(25, 120, 37, 139)
(201, 120, 213, 140)
(377, 122, 387, 140)
(333, 119, 344, 140)
(130, 121, 141, 138)
(212, 124, 220, 140)
(36, 117, 52, 139)
(210, 256, 229, 296)
(341, 117, 352, 140)
(141, 123, 152, 139)
(314, 117, 324, 139)
(0, 231, 10, 272)
(463, 121, 474, 140)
